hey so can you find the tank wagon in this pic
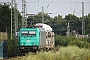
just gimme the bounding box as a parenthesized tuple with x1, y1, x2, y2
(19, 23, 55, 52)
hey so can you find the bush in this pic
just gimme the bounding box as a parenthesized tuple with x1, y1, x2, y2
(55, 35, 90, 49)
(8, 39, 19, 57)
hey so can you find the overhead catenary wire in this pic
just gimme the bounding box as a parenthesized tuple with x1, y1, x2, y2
(16, 2, 90, 3)
(0, 1, 90, 18)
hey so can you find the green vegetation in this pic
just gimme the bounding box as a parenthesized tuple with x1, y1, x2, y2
(0, 4, 90, 57)
(1, 3, 90, 35)
(11, 46, 90, 60)
(55, 35, 90, 49)
(0, 4, 21, 57)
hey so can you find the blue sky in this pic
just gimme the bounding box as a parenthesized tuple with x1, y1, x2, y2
(0, 0, 90, 18)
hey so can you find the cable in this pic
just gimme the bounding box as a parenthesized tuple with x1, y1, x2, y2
(0, 0, 90, 3)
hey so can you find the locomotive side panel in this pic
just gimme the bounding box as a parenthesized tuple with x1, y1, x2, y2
(39, 31, 46, 48)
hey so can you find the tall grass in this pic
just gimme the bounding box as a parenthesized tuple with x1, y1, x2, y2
(11, 46, 90, 60)
(58, 46, 90, 60)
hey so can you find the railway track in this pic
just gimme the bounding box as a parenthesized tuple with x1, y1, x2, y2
(2, 51, 37, 60)
(3, 56, 24, 60)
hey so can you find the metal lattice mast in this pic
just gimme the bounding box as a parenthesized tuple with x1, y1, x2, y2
(11, 0, 18, 56)
(22, 0, 27, 28)
(14, 1, 18, 34)
(11, 0, 18, 40)
(82, 2, 85, 36)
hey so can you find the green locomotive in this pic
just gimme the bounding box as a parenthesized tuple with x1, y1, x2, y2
(19, 24, 54, 52)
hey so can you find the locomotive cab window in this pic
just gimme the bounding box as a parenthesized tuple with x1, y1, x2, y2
(21, 31, 36, 36)
(29, 31, 36, 36)
(21, 31, 28, 36)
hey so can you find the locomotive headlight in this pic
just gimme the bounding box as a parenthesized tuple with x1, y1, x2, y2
(21, 43, 24, 45)
(28, 38, 29, 39)
(22, 44, 23, 45)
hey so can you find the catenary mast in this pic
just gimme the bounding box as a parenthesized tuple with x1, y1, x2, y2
(22, 0, 27, 28)
(11, 0, 18, 40)
(82, 2, 85, 37)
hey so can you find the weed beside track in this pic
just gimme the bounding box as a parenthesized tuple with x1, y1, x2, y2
(6, 46, 90, 60)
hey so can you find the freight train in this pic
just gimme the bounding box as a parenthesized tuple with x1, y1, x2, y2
(18, 23, 55, 52)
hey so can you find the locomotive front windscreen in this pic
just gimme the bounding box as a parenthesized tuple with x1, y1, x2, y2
(21, 31, 36, 36)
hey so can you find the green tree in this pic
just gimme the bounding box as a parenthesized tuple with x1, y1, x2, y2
(0, 4, 11, 32)
(65, 14, 82, 34)
(51, 15, 67, 35)
(85, 13, 90, 34)
(0, 4, 22, 56)
(27, 12, 52, 25)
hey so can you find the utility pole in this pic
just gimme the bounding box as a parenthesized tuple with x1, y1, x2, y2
(82, 2, 85, 37)
(11, 1, 12, 40)
(22, 0, 27, 28)
(42, 6, 44, 23)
